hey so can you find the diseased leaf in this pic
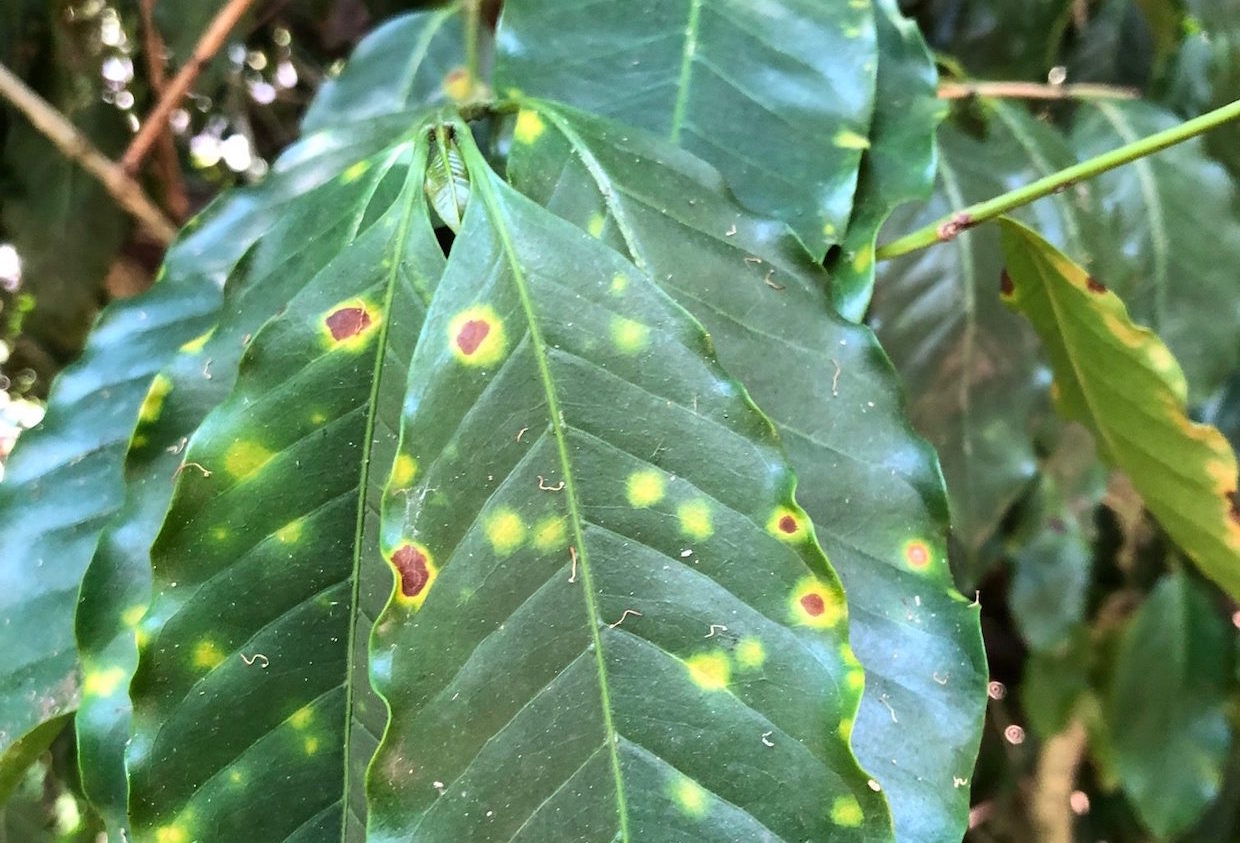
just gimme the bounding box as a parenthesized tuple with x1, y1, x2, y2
(367, 121, 892, 843)
(1109, 572, 1232, 838)
(1071, 100, 1240, 400)
(494, 0, 877, 256)
(998, 217, 1240, 598)
(505, 102, 985, 843)
(872, 104, 1102, 577)
(123, 125, 445, 842)
(302, 3, 474, 133)
(830, 0, 942, 321)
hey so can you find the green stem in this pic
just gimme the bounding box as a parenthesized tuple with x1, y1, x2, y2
(876, 97, 1240, 261)
(464, 0, 481, 85)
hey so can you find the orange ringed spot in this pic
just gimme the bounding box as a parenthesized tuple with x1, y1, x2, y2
(767, 506, 807, 542)
(1000, 269, 1014, 296)
(779, 515, 797, 534)
(790, 577, 844, 629)
(903, 539, 932, 570)
(326, 306, 371, 341)
(1086, 276, 1107, 293)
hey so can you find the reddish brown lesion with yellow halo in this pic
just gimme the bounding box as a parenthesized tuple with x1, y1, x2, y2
(766, 505, 809, 542)
(387, 542, 437, 610)
(789, 576, 845, 629)
(448, 304, 507, 366)
(321, 298, 383, 351)
(902, 538, 934, 571)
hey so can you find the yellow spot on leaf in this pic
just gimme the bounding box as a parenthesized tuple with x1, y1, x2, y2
(156, 825, 189, 843)
(513, 109, 545, 144)
(390, 454, 417, 488)
(179, 330, 212, 354)
(485, 508, 527, 555)
(139, 374, 173, 423)
(211, 526, 229, 542)
(838, 717, 854, 741)
(224, 440, 273, 479)
(310, 410, 327, 425)
(532, 514, 568, 550)
(626, 469, 665, 507)
(610, 274, 628, 295)
(611, 317, 650, 354)
(677, 499, 713, 539)
(672, 776, 708, 817)
(276, 518, 304, 544)
(834, 129, 870, 150)
(831, 794, 865, 827)
(767, 505, 808, 542)
(193, 640, 225, 671)
(84, 666, 126, 697)
(735, 637, 766, 669)
(449, 304, 507, 366)
(341, 160, 370, 184)
(587, 213, 606, 238)
(846, 669, 865, 692)
(121, 604, 146, 627)
(823, 221, 838, 239)
(289, 705, 313, 729)
(304, 736, 320, 755)
(790, 577, 845, 629)
(228, 769, 244, 785)
(443, 66, 472, 102)
(685, 650, 731, 691)
(851, 245, 873, 273)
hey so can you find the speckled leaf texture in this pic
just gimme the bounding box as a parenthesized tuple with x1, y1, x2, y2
(872, 105, 1107, 579)
(493, 0, 877, 257)
(504, 101, 984, 843)
(122, 125, 446, 842)
(366, 123, 892, 842)
(829, 0, 943, 322)
(998, 217, 1240, 598)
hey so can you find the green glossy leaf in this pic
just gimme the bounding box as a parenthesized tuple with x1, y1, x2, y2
(0, 716, 67, 805)
(302, 3, 474, 133)
(368, 122, 891, 842)
(122, 124, 445, 841)
(74, 135, 428, 832)
(494, 0, 877, 256)
(998, 217, 1240, 598)
(1109, 572, 1232, 838)
(830, 0, 942, 321)
(873, 104, 1104, 575)
(504, 102, 985, 843)
(1071, 100, 1240, 400)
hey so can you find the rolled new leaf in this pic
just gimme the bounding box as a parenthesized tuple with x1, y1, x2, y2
(367, 122, 893, 842)
(998, 216, 1240, 597)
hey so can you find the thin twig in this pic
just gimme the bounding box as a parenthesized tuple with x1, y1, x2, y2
(121, 0, 259, 174)
(138, 0, 190, 220)
(0, 62, 177, 244)
(877, 97, 1240, 261)
(937, 80, 1139, 102)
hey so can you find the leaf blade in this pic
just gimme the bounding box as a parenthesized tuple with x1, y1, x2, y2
(998, 216, 1240, 597)
(366, 126, 890, 842)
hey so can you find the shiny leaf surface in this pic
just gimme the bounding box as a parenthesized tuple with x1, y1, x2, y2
(367, 124, 890, 843)
(1110, 572, 1232, 838)
(505, 101, 985, 843)
(873, 105, 1102, 575)
(830, 0, 942, 321)
(998, 217, 1240, 598)
(494, 0, 878, 256)
(123, 127, 445, 842)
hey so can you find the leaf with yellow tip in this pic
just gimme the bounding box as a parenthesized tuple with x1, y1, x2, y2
(999, 217, 1240, 596)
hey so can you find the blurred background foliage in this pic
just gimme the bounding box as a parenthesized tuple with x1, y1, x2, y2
(0, 0, 1238, 841)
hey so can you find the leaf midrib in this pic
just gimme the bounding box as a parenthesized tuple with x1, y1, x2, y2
(339, 138, 433, 839)
(669, 0, 703, 143)
(457, 135, 632, 841)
